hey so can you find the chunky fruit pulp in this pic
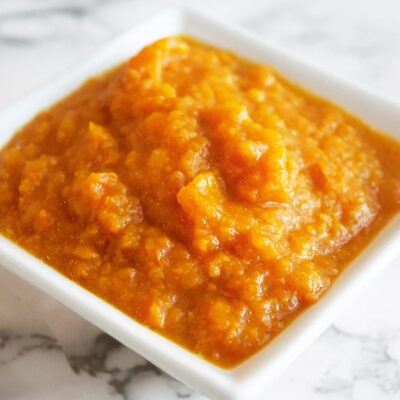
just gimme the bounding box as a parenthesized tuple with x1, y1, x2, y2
(1, 37, 399, 367)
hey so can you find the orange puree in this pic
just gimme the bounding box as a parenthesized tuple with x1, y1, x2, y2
(0, 37, 399, 368)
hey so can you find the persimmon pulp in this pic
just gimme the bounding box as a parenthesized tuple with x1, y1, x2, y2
(0, 37, 399, 368)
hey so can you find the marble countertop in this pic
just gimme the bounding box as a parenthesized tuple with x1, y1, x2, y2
(1, 0, 400, 399)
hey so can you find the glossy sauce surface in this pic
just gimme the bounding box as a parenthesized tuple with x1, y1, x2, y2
(0, 37, 399, 368)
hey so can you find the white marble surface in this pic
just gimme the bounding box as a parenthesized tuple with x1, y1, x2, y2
(1, 0, 400, 399)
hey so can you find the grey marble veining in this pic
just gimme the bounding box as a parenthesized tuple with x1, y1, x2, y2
(0, 328, 196, 400)
(68, 334, 197, 400)
(0, 0, 400, 399)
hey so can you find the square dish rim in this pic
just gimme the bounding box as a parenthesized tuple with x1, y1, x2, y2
(0, 7, 399, 400)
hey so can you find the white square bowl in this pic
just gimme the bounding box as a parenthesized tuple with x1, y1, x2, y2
(0, 7, 400, 400)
